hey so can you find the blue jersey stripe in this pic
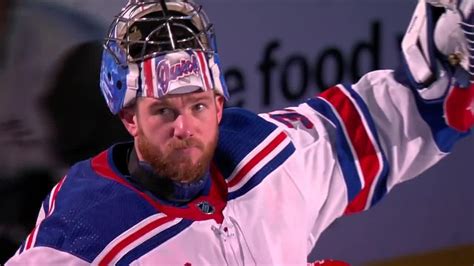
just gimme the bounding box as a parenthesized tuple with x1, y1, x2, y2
(342, 84, 390, 206)
(116, 219, 194, 265)
(393, 69, 470, 153)
(18, 242, 25, 254)
(228, 143, 295, 200)
(215, 108, 278, 179)
(414, 94, 470, 152)
(42, 194, 50, 216)
(306, 98, 362, 201)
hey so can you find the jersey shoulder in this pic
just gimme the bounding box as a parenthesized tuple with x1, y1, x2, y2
(216, 107, 280, 176)
(30, 147, 157, 262)
(215, 108, 295, 198)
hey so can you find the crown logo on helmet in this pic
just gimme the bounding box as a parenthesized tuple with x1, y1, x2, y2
(156, 54, 200, 94)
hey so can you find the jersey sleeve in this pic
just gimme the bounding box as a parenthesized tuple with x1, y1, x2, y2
(4, 177, 88, 265)
(259, 69, 470, 246)
(6, 247, 89, 266)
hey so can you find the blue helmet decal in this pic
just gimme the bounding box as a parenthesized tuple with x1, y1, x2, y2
(212, 53, 230, 100)
(99, 42, 130, 114)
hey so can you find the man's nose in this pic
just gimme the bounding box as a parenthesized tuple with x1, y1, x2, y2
(173, 114, 193, 139)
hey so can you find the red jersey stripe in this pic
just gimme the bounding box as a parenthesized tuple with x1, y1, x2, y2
(320, 86, 381, 213)
(228, 131, 287, 188)
(98, 216, 175, 266)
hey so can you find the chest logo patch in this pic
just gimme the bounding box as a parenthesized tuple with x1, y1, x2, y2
(196, 201, 215, 215)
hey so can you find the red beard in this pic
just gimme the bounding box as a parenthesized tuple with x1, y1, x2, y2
(137, 129, 217, 183)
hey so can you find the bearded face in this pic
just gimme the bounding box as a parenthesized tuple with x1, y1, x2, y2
(123, 91, 224, 184)
(136, 124, 218, 183)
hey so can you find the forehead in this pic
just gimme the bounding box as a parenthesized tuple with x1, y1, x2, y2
(138, 90, 214, 107)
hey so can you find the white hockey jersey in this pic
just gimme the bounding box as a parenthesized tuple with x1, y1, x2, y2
(6, 69, 469, 265)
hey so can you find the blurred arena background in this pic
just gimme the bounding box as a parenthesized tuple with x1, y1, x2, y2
(0, 0, 473, 264)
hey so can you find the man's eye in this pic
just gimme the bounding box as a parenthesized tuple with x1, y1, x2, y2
(194, 103, 206, 112)
(156, 108, 173, 116)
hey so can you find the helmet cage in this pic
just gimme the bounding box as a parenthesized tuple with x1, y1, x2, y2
(103, 0, 217, 67)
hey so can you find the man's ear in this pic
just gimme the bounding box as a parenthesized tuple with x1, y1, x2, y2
(119, 107, 139, 137)
(215, 95, 225, 123)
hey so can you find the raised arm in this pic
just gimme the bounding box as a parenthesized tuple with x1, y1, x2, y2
(260, 0, 473, 244)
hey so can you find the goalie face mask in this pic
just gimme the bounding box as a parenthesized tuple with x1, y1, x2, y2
(99, 0, 229, 114)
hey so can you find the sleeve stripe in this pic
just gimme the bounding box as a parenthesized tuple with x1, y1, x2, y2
(324, 85, 386, 213)
(24, 228, 36, 253)
(307, 96, 365, 203)
(393, 67, 469, 152)
(95, 214, 178, 266)
(228, 142, 295, 200)
(18, 243, 25, 255)
(116, 219, 194, 265)
(214, 108, 279, 180)
(226, 129, 295, 199)
(227, 130, 287, 188)
(340, 84, 391, 208)
(308, 85, 389, 213)
(47, 176, 67, 216)
(41, 197, 49, 220)
(23, 176, 68, 252)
